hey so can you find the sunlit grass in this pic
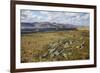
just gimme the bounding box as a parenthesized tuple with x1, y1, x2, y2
(21, 30, 89, 63)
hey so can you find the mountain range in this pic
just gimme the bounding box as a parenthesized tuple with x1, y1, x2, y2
(21, 22, 77, 33)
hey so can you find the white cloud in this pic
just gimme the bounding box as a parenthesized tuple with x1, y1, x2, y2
(65, 12, 78, 17)
(21, 10, 37, 22)
(21, 10, 90, 26)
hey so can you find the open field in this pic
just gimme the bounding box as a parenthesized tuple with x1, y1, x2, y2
(21, 29, 89, 63)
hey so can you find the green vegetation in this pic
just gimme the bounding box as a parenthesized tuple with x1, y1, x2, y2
(21, 29, 89, 63)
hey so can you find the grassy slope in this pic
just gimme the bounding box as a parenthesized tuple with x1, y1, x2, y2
(21, 29, 89, 63)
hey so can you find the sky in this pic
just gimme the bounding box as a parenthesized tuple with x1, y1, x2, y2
(21, 9, 90, 26)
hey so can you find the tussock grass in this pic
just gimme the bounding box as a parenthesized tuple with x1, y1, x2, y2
(21, 30, 89, 63)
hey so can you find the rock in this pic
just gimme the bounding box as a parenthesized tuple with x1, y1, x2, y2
(62, 53, 68, 59)
(58, 49, 64, 54)
(69, 40, 73, 44)
(50, 54, 55, 58)
(42, 53, 48, 58)
(80, 41, 85, 49)
(54, 51, 60, 56)
(49, 48, 57, 54)
(64, 42, 69, 48)
(76, 45, 80, 49)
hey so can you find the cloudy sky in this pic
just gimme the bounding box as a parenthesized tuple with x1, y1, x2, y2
(21, 9, 90, 26)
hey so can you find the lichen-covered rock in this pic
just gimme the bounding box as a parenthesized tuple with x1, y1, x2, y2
(38, 37, 88, 61)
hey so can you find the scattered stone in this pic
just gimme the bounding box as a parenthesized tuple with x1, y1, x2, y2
(40, 37, 87, 61)
(42, 53, 48, 58)
(76, 45, 80, 49)
(54, 51, 60, 56)
(50, 54, 55, 58)
(62, 53, 68, 59)
(80, 41, 85, 49)
(63, 42, 69, 48)
(49, 48, 57, 54)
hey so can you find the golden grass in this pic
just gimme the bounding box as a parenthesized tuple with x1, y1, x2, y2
(21, 30, 89, 63)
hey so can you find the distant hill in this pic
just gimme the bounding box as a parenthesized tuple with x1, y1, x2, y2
(21, 22, 77, 33)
